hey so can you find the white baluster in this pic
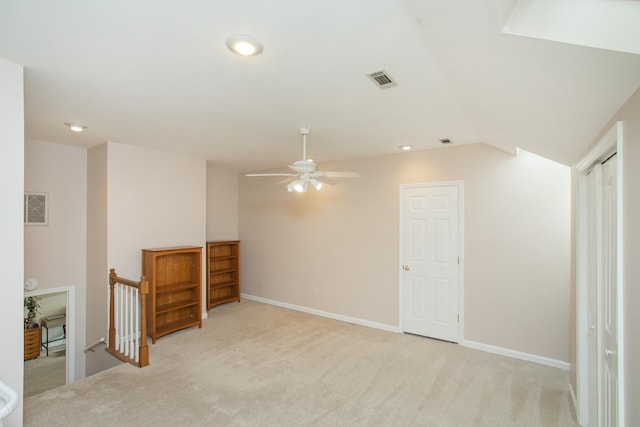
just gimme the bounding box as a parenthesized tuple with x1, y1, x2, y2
(134, 289, 140, 363)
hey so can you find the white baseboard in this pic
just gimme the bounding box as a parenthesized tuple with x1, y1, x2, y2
(241, 294, 571, 371)
(460, 339, 570, 371)
(241, 293, 401, 333)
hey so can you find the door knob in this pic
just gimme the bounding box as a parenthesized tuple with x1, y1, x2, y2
(605, 348, 616, 357)
(403, 265, 411, 271)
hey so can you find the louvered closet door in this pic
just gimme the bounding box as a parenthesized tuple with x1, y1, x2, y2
(600, 155, 618, 427)
(586, 153, 619, 427)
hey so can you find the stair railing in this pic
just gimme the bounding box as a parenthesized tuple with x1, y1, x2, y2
(107, 269, 149, 367)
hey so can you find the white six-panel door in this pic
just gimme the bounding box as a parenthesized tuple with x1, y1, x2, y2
(400, 183, 461, 342)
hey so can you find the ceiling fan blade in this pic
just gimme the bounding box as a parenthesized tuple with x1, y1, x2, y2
(277, 177, 296, 184)
(317, 176, 339, 185)
(245, 173, 297, 177)
(322, 171, 360, 178)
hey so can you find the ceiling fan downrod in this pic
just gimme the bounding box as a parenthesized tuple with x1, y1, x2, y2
(300, 127, 309, 161)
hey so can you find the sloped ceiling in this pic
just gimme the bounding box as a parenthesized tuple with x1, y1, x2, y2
(1, 0, 639, 171)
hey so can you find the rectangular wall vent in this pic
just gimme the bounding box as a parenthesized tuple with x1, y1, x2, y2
(24, 192, 48, 225)
(367, 70, 398, 89)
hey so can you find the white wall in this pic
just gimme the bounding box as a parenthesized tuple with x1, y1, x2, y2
(503, 0, 640, 55)
(0, 58, 24, 427)
(86, 142, 207, 375)
(206, 168, 238, 241)
(24, 140, 87, 380)
(239, 143, 571, 363)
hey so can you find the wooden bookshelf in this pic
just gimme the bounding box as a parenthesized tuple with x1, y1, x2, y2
(206, 241, 240, 310)
(142, 246, 202, 343)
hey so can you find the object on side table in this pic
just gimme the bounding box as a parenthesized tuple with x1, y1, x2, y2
(41, 314, 66, 357)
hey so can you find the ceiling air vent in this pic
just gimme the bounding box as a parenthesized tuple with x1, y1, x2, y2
(367, 70, 398, 89)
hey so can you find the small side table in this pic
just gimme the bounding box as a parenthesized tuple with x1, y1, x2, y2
(41, 314, 66, 356)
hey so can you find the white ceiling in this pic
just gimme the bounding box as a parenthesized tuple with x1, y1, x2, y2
(1, 0, 639, 171)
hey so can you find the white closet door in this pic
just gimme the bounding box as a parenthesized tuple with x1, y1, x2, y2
(587, 153, 618, 427)
(600, 155, 618, 427)
(586, 168, 599, 427)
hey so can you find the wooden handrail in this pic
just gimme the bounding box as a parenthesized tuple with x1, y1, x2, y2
(107, 268, 149, 367)
(84, 337, 106, 352)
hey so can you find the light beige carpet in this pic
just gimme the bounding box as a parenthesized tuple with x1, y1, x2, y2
(24, 300, 578, 426)
(23, 349, 66, 398)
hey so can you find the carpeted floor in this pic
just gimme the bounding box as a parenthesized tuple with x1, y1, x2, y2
(24, 300, 578, 426)
(23, 347, 66, 398)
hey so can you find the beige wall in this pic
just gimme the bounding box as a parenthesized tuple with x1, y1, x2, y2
(106, 142, 207, 279)
(24, 140, 87, 379)
(86, 143, 111, 375)
(36, 292, 67, 320)
(239, 143, 572, 362)
(206, 168, 239, 241)
(569, 168, 578, 396)
(85, 141, 207, 375)
(0, 58, 24, 427)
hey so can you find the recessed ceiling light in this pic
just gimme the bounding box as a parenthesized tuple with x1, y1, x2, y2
(399, 145, 413, 151)
(226, 35, 263, 56)
(64, 122, 87, 132)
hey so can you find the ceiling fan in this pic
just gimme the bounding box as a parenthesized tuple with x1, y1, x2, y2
(246, 127, 360, 192)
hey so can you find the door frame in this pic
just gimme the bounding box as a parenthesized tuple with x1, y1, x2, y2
(398, 180, 465, 340)
(575, 121, 624, 426)
(24, 286, 75, 386)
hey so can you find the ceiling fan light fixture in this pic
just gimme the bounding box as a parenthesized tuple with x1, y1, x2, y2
(226, 35, 263, 56)
(309, 179, 322, 191)
(293, 180, 307, 193)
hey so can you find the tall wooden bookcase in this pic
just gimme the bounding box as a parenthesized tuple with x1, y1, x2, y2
(206, 241, 240, 310)
(142, 246, 202, 343)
